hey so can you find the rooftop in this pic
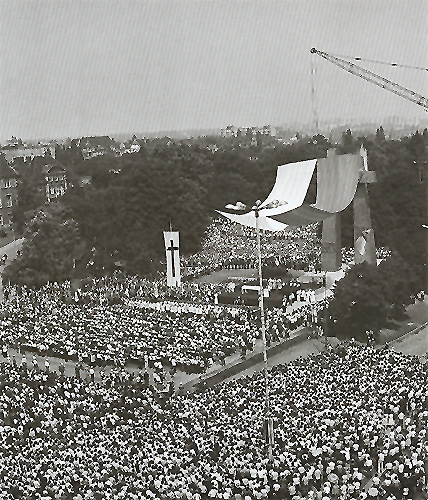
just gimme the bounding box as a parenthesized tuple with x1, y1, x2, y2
(0, 155, 18, 179)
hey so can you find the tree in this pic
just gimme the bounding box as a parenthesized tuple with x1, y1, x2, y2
(55, 144, 83, 166)
(4, 203, 81, 287)
(327, 263, 390, 342)
(407, 130, 426, 159)
(377, 253, 418, 319)
(327, 252, 419, 342)
(12, 175, 46, 234)
(9, 131, 426, 293)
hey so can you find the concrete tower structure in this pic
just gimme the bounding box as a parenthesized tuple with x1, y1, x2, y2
(321, 150, 342, 271)
(321, 146, 377, 270)
(353, 146, 377, 265)
(321, 215, 341, 271)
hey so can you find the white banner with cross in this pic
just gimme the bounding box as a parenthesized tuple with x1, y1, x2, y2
(163, 231, 181, 287)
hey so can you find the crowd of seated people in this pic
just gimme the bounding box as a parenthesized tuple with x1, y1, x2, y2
(0, 267, 328, 375)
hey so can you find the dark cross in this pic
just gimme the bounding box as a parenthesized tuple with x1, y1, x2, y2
(167, 240, 179, 277)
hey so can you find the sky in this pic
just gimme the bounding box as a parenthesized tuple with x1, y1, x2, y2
(1, 0, 427, 141)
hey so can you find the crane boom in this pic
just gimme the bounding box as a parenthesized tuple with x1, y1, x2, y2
(310, 48, 428, 111)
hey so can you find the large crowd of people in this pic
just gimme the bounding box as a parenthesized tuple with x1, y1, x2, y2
(0, 282, 259, 373)
(1, 218, 415, 499)
(341, 247, 392, 268)
(0, 268, 327, 374)
(1, 282, 319, 374)
(181, 219, 392, 278)
(182, 219, 321, 277)
(0, 341, 426, 499)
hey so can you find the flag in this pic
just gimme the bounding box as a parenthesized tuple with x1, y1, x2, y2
(355, 229, 372, 257)
(355, 235, 367, 256)
(163, 231, 181, 287)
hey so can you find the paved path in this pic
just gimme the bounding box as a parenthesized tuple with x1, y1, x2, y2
(391, 323, 428, 356)
(0, 237, 24, 262)
(215, 335, 335, 386)
(0, 238, 25, 301)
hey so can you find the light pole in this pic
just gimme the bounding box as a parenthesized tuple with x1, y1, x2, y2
(414, 159, 428, 298)
(423, 224, 428, 300)
(225, 199, 286, 459)
(253, 200, 272, 459)
(323, 271, 328, 349)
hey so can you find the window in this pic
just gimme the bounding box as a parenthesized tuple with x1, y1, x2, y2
(5, 194, 12, 208)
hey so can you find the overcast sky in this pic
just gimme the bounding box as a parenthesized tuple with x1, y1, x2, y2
(1, 0, 427, 141)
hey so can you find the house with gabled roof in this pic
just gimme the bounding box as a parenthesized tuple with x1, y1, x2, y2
(24, 156, 68, 203)
(72, 136, 118, 159)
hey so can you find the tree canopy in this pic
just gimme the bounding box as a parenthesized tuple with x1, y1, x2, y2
(4, 203, 80, 287)
(7, 129, 428, 295)
(327, 253, 419, 341)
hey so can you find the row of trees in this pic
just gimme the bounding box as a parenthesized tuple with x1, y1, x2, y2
(6, 131, 428, 313)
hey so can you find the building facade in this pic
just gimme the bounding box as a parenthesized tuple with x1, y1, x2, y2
(24, 156, 68, 203)
(0, 155, 18, 227)
(45, 165, 67, 202)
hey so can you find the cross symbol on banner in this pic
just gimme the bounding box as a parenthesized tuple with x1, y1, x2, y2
(167, 240, 179, 277)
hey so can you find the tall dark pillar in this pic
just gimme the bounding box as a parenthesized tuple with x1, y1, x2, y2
(321, 149, 342, 272)
(321, 215, 341, 271)
(353, 170, 377, 265)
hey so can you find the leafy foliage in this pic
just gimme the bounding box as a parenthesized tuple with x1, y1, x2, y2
(7, 130, 428, 301)
(4, 204, 80, 287)
(327, 252, 419, 340)
(12, 170, 46, 234)
(326, 130, 427, 338)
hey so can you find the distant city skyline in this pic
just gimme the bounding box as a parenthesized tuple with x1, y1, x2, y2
(3, 113, 428, 146)
(2, 0, 427, 142)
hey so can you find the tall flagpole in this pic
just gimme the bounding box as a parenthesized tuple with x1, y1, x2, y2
(254, 200, 273, 460)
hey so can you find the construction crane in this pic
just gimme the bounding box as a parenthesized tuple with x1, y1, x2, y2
(310, 47, 428, 111)
(311, 47, 428, 298)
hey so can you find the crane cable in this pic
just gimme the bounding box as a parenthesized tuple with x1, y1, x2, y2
(310, 51, 320, 134)
(327, 52, 428, 72)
